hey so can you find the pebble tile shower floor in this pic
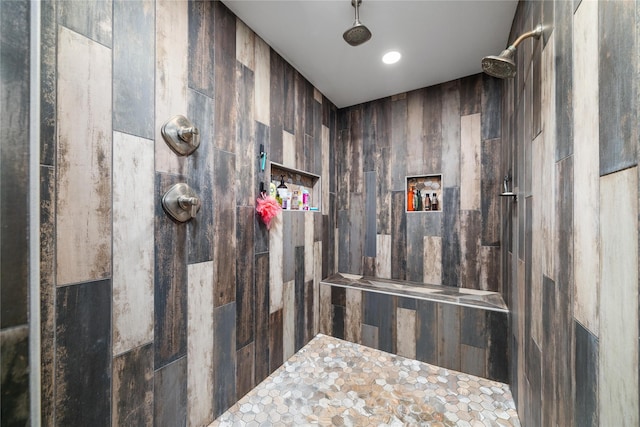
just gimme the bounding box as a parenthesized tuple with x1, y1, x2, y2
(210, 334, 520, 426)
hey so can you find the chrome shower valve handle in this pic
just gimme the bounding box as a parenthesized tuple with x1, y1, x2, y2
(161, 115, 200, 156)
(162, 183, 201, 222)
(178, 195, 200, 218)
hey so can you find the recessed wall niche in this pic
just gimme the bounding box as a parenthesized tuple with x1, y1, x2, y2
(406, 175, 442, 212)
(271, 162, 321, 212)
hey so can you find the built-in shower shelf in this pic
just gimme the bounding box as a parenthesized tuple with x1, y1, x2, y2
(406, 174, 442, 212)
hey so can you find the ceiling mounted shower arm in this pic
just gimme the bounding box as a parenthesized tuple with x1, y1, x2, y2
(508, 24, 543, 50)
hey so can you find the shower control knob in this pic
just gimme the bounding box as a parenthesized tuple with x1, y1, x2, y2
(161, 115, 200, 156)
(162, 183, 201, 222)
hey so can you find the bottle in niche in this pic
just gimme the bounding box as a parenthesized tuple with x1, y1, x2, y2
(423, 191, 430, 211)
(415, 188, 422, 211)
(431, 192, 438, 211)
(407, 186, 414, 211)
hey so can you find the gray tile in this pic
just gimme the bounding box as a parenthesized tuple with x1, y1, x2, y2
(599, 0, 638, 175)
(113, 0, 154, 138)
(154, 357, 188, 427)
(213, 302, 237, 417)
(575, 321, 598, 427)
(58, 0, 112, 46)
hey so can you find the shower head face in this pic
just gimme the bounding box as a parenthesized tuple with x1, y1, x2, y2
(481, 55, 516, 79)
(343, 0, 371, 46)
(343, 22, 372, 46)
(481, 52, 516, 79)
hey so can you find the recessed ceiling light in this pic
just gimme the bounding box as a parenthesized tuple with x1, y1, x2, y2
(382, 51, 401, 65)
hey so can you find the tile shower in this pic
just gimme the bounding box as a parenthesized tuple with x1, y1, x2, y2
(2, 0, 639, 426)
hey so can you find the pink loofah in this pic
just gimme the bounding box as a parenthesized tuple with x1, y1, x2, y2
(256, 194, 282, 229)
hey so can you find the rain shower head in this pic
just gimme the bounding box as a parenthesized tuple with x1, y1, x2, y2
(482, 24, 543, 79)
(343, 0, 371, 46)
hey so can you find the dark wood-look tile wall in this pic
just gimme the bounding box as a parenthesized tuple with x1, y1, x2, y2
(31, 0, 338, 425)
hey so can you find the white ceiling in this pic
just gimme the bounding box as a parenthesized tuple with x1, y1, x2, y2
(222, 0, 518, 108)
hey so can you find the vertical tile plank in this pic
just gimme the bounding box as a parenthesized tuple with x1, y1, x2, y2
(187, 90, 216, 264)
(295, 247, 305, 351)
(236, 206, 255, 349)
(437, 303, 460, 371)
(156, 0, 188, 173)
(424, 85, 443, 173)
(486, 310, 509, 383)
(56, 27, 112, 286)
(56, 281, 111, 426)
(361, 324, 379, 349)
(406, 89, 425, 176)
(188, 0, 215, 97)
(423, 236, 442, 285)
(213, 150, 237, 307)
(319, 284, 332, 336)
(406, 214, 425, 282)
(113, 0, 154, 138)
(236, 343, 255, 400)
(213, 1, 237, 154)
(460, 113, 481, 211)
(155, 173, 187, 368)
(365, 171, 377, 258)
(113, 133, 154, 356)
(187, 261, 214, 427)
(313, 242, 322, 336)
(573, 0, 600, 335)
(113, 344, 154, 426)
(270, 51, 284, 164)
(481, 74, 502, 141)
(461, 344, 486, 378)
(442, 80, 461, 188)
(599, 167, 639, 425)
(390, 94, 408, 191)
(269, 310, 283, 373)
(255, 253, 271, 382)
(416, 300, 438, 365)
(345, 288, 363, 343)
(235, 19, 254, 69)
(0, 326, 30, 425)
(396, 307, 417, 359)
(154, 357, 187, 427)
(481, 138, 502, 246)
(459, 74, 482, 115)
(575, 321, 599, 427)
(213, 302, 237, 417)
(460, 210, 482, 289)
(269, 213, 284, 313)
(442, 187, 460, 287)
(236, 64, 256, 208)
(254, 37, 271, 126)
(283, 280, 295, 360)
(58, 0, 112, 46)
(376, 234, 392, 279)
(390, 191, 407, 281)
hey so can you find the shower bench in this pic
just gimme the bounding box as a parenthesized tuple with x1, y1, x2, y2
(319, 273, 509, 383)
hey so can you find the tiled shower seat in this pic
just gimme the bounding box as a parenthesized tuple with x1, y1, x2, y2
(210, 334, 520, 426)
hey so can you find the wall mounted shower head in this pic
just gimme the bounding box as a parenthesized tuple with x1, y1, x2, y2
(482, 24, 543, 79)
(343, 0, 371, 46)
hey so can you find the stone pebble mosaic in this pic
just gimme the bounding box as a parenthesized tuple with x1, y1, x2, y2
(210, 334, 520, 427)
